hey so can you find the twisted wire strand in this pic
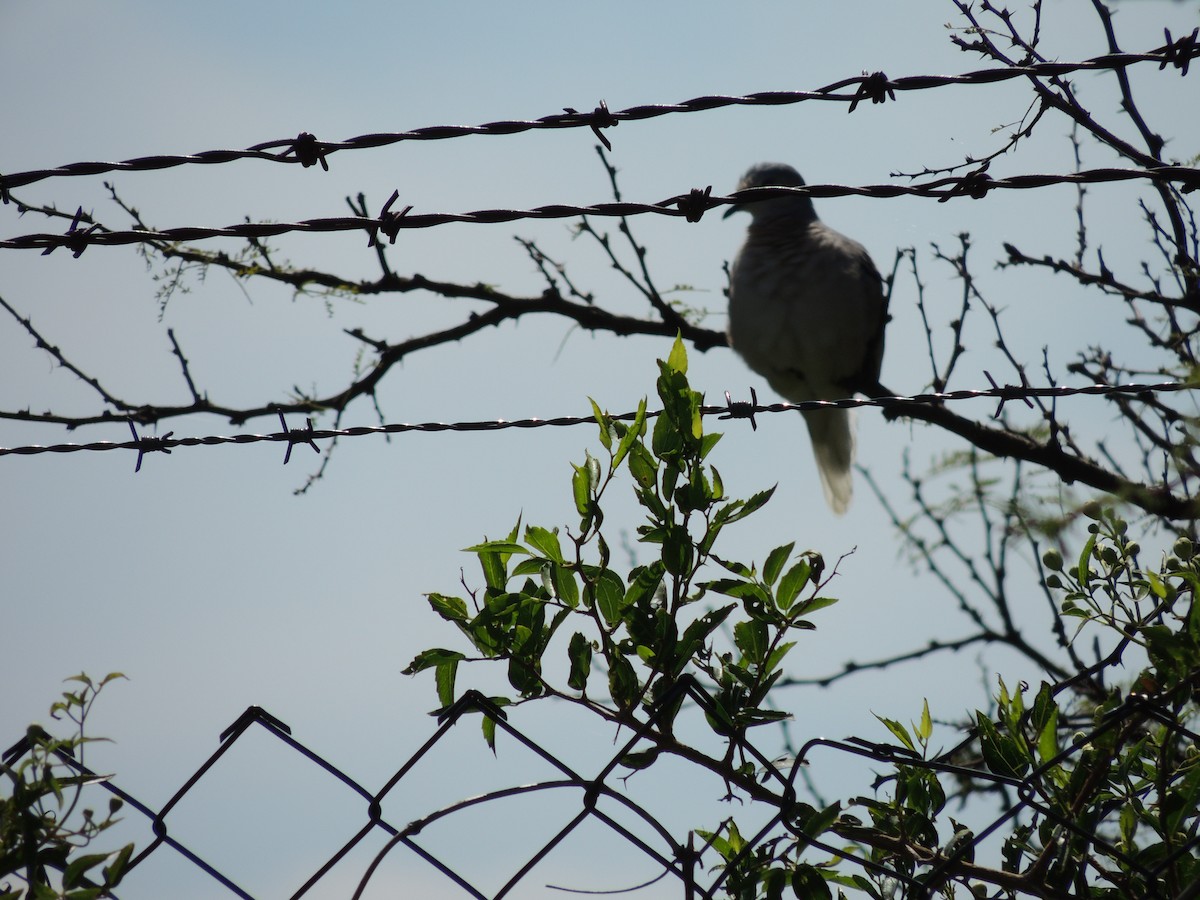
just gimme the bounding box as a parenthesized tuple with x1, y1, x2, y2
(1, 380, 1190, 461)
(4, 166, 1199, 255)
(1, 39, 1196, 193)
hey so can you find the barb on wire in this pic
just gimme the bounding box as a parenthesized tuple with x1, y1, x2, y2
(369, 189, 413, 247)
(848, 71, 896, 113)
(4, 166, 1199, 255)
(562, 100, 618, 151)
(278, 412, 320, 465)
(1, 41, 1196, 194)
(720, 387, 759, 431)
(127, 421, 173, 473)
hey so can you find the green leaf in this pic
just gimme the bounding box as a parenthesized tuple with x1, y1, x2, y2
(652, 403, 684, 458)
(478, 554, 506, 591)
(525, 525, 564, 564)
(875, 714, 917, 753)
(613, 398, 648, 470)
(1188, 584, 1200, 642)
(794, 596, 838, 616)
(734, 619, 769, 666)
(589, 398, 613, 449)
(722, 486, 776, 525)
(513, 557, 548, 578)
(102, 843, 133, 888)
(462, 540, 529, 556)
(571, 462, 592, 517)
(1164, 764, 1200, 834)
(776, 559, 810, 610)
(791, 865, 832, 900)
(695, 828, 732, 860)
(466, 538, 526, 591)
(662, 522, 694, 576)
(586, 451, 601, 492)
(1143, 624, 1191, 682)
(507, 652, 541, 695)
(567, 632, 592, 691)
(917, 699, 932, 742)
(624, 562, 666, 613)
(816, 871, 868, 895)
(1033, 685, 1060, 764)
(676, 604, 736, 672)
(666, 334, 689, 374)
(1119, 802, 1139, 847)
(551, 563, 580, 608)
(426, 593, 469, 623)
(435, 659, 458, 708)
(797, 801, 842, 838)
(1076, 532, 1097, 589)
(589, 567, 627, 625)
(484, 588, 521, 613)
(608, 654, 638, 711)
(713, 555, 753, 578)
(975, 713, 1029, 778)
(617, 747, 661, 770)
(403, 648, 466, 676)
(688, 396, 703, 441)
(705, 577, 763, 600)
(62, 853, 112, 888)
(627, 440, 658, 490)
(704, 819, 745, 859)
(1145, 569, 1169, 599)
(737, 707, 790, 726)
(763, 542, 795, 587)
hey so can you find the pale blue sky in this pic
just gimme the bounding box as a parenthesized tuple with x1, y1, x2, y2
(3, 2, 1198, 897)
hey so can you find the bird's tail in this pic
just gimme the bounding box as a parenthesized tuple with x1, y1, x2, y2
(802, 408, 855, 515)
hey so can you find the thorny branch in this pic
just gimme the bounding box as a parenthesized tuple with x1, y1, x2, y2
(952, 0, 1200, 301)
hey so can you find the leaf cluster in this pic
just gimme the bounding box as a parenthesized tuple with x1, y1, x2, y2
(404, 338, 838, 761)
(1, 674, 133, 900)
(403, 341, 1200, 898)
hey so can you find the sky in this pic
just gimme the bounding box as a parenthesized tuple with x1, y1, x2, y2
(2, 2, 1199, 898)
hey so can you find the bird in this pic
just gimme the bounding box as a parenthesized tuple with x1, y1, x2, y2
(724, 162, 888, 514)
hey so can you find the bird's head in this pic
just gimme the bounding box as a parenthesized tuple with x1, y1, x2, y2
(724, 162, 817, 224)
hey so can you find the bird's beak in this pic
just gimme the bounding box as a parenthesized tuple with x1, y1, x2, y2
(722, 203, 742, 220)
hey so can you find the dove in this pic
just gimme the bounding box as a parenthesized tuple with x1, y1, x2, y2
(725, 163, 888, 513)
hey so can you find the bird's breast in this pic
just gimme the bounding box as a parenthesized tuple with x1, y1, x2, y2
(727, 222, 884, 400)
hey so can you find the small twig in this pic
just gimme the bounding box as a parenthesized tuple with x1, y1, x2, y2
(0, 293, 129, 412)
(166, 328, 202, 403)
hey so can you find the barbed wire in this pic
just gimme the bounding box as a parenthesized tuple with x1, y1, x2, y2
(4, 165, 1200, 256)
(1, 34, 1196, 195)
(0, 380, 1191, 468)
